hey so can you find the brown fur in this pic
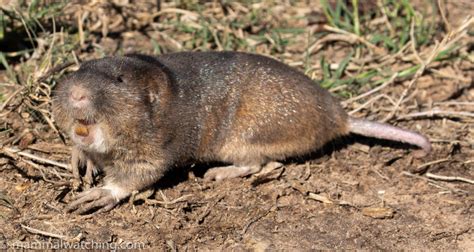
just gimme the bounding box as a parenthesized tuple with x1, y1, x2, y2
(52, 52, 429, 213)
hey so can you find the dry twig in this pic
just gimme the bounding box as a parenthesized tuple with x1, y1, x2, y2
(414, 158, 450, 173)
(401, 171, 469, 194)
(2, 147, 69, 170)
(21, 224, 82, 242)
(398, 109, 474, 120)
(426, 173, 474, 184)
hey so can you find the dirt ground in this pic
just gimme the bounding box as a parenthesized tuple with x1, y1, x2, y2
(0, 1, 473, 250)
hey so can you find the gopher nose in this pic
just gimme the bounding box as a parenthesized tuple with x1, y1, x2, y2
(70, 85, 90, 108)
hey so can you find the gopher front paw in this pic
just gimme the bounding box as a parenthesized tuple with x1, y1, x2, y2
(71, 147, 99, 189)
(66, 184, 129, 214)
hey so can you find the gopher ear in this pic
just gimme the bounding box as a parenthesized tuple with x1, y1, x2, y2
(146, 67, 171, 106)
(123, 54, 172, 106)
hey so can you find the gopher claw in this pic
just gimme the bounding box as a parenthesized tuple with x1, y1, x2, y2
(66, 188, 120, 214)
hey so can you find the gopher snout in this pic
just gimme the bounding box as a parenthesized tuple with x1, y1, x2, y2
(70, 85, 90, 109)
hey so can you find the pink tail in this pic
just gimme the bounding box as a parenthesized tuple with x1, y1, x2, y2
(348, 117, 431, 157)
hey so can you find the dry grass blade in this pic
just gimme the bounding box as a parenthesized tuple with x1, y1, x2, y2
(401, 172, 469, 195)
(398, 109, 474, 120)
(322, 24, 385, 54)
(2, 147, 69, 170)
(425, 173, 474, 184)
(37, 61, 75, 83)
(0, 87, 24, 113)
(348, 94, 395, 115)
(382, 16, 474, 122)
(414, 158, 451, 173)
(0, 192, 16, 210)
(21, 224, 82, 243)
(437, 0, 451, 33)
(342, 73, 397, 107)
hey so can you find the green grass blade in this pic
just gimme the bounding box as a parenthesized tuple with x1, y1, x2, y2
(335, 52, 352, 79)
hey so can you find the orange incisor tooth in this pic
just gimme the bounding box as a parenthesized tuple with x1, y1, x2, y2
(75, 125, 89, 136)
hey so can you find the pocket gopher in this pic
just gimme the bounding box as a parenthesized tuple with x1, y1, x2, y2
(52, 52, 431, 213)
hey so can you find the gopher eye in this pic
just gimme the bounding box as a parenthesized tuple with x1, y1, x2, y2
(116, 75, 124, 83)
